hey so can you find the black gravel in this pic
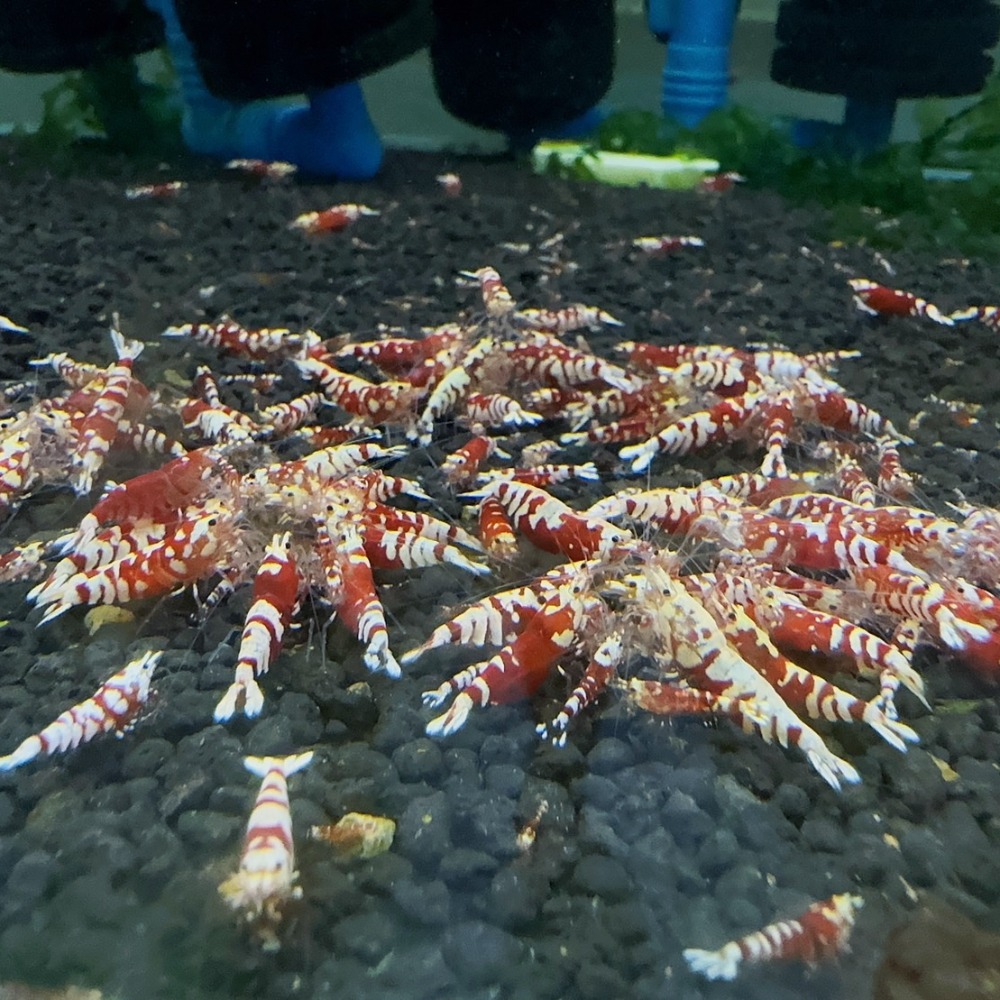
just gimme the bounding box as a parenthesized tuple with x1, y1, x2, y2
(1, 141, 999, 1000)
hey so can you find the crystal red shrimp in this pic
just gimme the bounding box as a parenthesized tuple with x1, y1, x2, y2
(0, 651, 160, 770)
(752, 393, 792, 478)
(513, 304, 623, 335)
(619, 393, 764, 474)
(875, 435, 914, 499)
(125, 181, 186, 199)
(806, 385, 909, 441)
(700, 594, 916, 750)
(224, 158, 297, 180)
(294, 355, 418, 425)
(848, 278, 952, 325)
(631, 564, 859, 789)
(618, 678, 766, 729)
(0, 541, 48, 584)
(413, 335, 498, 442)
(586, 482, 731, 535)
(850, 566, 997, 655)
(0, 429, 38, 512)
(162, 317, 307, 360)
(631, 235, 705, 256)
(479, 464, 601, 488)
(460, 266, 516, 318)
(215, 532, 301, 722)
(464, 392, 542, 428)
(469, 479, 630, 561)
(508, 334, 636, 392)
(698, 504, 927, 576)
(442, 434, 501, 486)
(361, 524, 489, 576)
(615, 341, 740, 373)
(30, 351, 103, 389)
(69, 328, 144, 495)
(539, 631, 624, 746)
(113, 420, 187, 459)
(181, 397, 259, 446)
(478, 495, 518, 557)
(289, 203, 379, 234)
(664, 358, 759, 398)
(423, 583, 588, 736)
(750, 585, 928, 714)
(357, 500, 481, 551)
(75, 446, 219, 536)
(33, 502, 235, 623)
(334, 328, 463, 374)
(219, 751, 313, 949)
(251, 443, 406, 491)
(684, 893, 864, 981)
(400, 575, 568, 666)
(326, 520, 400, 677)
(256, 393, 323, 438)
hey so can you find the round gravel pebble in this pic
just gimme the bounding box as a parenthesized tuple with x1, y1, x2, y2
(392, 738, 445, 783)
(391, 876, 451, 927)
(571, 854, 631, 901)
(586, 737, 634, 775)
(395, 792, 452, 872)
(175, 809, 242, 850)
(440, 920, 524, 988)
(4, 850, 57, 909)
(662, 790, 714, 848)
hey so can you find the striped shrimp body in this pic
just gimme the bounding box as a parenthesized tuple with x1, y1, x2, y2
(0, 428, 38, 512)
(78, 447, 220, 535)
(33, 501, 236, 623)
(467, 479, 631, 562)
(684, 893, 863, 981)
(423, 581, 591, 736)
(848, 278, 951, 325)
(326, 521, 400, 677)
(163, 317, 306, 360)
(219, 752, 313, 949)
(631, 563, 860, 790)
(69, 328, 144, 495)
(214, 533, 301, 722)
(0, 651, 160, 770)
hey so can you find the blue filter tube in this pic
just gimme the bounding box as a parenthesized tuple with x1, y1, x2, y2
(649, 0, 739, 126)
(143, 0, 382, 178)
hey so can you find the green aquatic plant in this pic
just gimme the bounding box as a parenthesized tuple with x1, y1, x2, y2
(552, 78, 1000, 260)
(15, 53, 181, 162)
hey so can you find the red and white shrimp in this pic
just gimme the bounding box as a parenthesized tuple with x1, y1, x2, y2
(218, 751, 313, 950)
(289, 204, 379, 234)
(848, 278, 952, 325)
(631, 235, 705, 256)
(125, 181, 186, 200)
(513, 305, 623, 335)
(32, 501, 236, 623)
(423, 582, 591, 736)
(0, 651, 160, 770)
(214, 533, 301, 722)
(467, 479, 629, 561)
(163, 317, 307, 360)
(684, 892, 863, 981)
(224, 158, 297, 181)
(459, 267, 516, 319)
(69, 327, 144, 495)
(436, 172, 462, 197)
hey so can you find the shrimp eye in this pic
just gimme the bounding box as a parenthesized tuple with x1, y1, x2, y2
(208, 518, 218, 527)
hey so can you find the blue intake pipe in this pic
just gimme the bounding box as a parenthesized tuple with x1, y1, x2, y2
(648, 0, 739, 127)
(143, 0, 382, 178)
